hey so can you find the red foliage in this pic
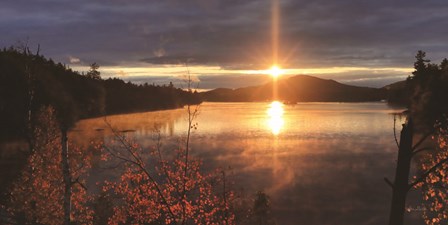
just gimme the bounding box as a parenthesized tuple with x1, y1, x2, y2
(101, 134, 235, 225)
(416, 126, 448, 225)
(7, 106, 93, 224)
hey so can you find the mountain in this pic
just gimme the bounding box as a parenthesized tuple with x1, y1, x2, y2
(202, 75, 388, 102)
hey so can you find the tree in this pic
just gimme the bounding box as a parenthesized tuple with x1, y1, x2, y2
(386, 117, 416, 225)
(100, 122, 234, 225)
(86, 62, 101, 80)
(407, 51, 448, 130)
(7, 106, 93, 225)
(0, 47, 106, 139)
(99, 72, 233, 224)
(251, 191, 275, 225)
(0, 46, 94, 225)
(416, 125, 448, 225)
(410, 51, 430, 82)
(386, 51, 448, 225)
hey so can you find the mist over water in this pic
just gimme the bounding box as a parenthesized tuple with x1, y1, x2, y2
(72, 102, 422, 225)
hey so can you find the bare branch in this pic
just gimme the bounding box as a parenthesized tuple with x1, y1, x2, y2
(411, 147, 435, 157)
(393, 116, 400, 149)
(71, 162, 85, 175)
(154, 131, 182, 198)
(412, 131, 434, 151)
(222, 170, 229, 225)
(71, 177, 87, 191)
(102, 118, 176, 219)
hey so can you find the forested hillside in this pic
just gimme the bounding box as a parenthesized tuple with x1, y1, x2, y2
(0, 47, 201, 140)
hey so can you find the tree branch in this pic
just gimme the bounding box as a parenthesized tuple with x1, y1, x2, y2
(393, 116, 400, 149)
(154, 132, 182, 199)
(412, 131, 433, 151)
(384, 177, 394, 189)
(71, 177, 87, 191)
(408, 156, 448, 190)
(102, 120, 177, 219)
(411, 147, 435, 157)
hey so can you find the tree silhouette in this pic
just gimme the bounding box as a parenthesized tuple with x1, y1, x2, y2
(86, 63, 101, 80)
(0, 47, 202, 141)
(251, 191, 275, 225)
(387, 51, 448, 225)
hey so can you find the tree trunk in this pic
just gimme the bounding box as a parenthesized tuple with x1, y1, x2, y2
(388, 117, 414, 225)
(61, 128, 71, 225)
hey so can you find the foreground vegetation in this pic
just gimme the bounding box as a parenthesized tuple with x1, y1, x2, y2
(0, 47, 272, 224)
(1, 47, 448, 224)
(386, 51, 448, 225)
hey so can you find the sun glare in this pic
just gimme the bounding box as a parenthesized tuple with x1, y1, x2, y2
(267, 101, 284, 135)
(269, 65, 282, 78)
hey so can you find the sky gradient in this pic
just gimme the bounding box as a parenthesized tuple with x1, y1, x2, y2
(2, 0, 448, 89)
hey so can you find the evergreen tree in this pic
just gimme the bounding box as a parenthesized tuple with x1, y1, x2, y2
(85, 62, 101, 80)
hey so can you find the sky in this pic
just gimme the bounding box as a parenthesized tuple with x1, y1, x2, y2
(2, 0, 448, 89)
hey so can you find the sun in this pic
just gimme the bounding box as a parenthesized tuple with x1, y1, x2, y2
(269, 65, 282, 78)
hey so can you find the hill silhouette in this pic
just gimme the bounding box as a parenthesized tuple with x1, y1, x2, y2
(202, 75, 388, 102)
(0, 47, 201, 140)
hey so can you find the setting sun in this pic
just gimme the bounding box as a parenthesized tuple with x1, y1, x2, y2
(269, 65, 282, 78)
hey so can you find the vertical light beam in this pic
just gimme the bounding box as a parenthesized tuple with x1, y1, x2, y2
(272, 0, 280, 65)
(271, 0, 280, 100)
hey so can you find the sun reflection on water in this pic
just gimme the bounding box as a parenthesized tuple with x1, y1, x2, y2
(267, 101, 284, 135)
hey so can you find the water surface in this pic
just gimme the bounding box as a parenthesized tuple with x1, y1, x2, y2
(72, 102, 422, 225)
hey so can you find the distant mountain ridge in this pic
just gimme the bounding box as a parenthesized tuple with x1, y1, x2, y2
(202, 75, 389, 102)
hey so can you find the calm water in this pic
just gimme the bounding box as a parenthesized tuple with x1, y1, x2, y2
(72, 102, 423, 225)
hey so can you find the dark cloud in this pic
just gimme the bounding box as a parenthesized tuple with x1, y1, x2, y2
(2, 0, 448, 86)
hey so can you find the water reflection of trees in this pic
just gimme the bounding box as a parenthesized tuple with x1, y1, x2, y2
(70, 110, 184, 148)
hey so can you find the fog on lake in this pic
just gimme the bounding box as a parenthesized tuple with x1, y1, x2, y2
(71, 102, 422, 225)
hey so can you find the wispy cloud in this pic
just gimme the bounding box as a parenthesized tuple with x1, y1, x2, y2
(68, 56, 81, 64)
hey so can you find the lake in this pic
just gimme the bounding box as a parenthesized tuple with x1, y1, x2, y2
(71, 102, 423, 225)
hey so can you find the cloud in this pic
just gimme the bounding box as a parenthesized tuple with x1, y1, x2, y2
(117, 70, 128, 77)
(68, 56, 81, 64)
(2, 0, 448, 87)
(153, 48, 166, 58)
